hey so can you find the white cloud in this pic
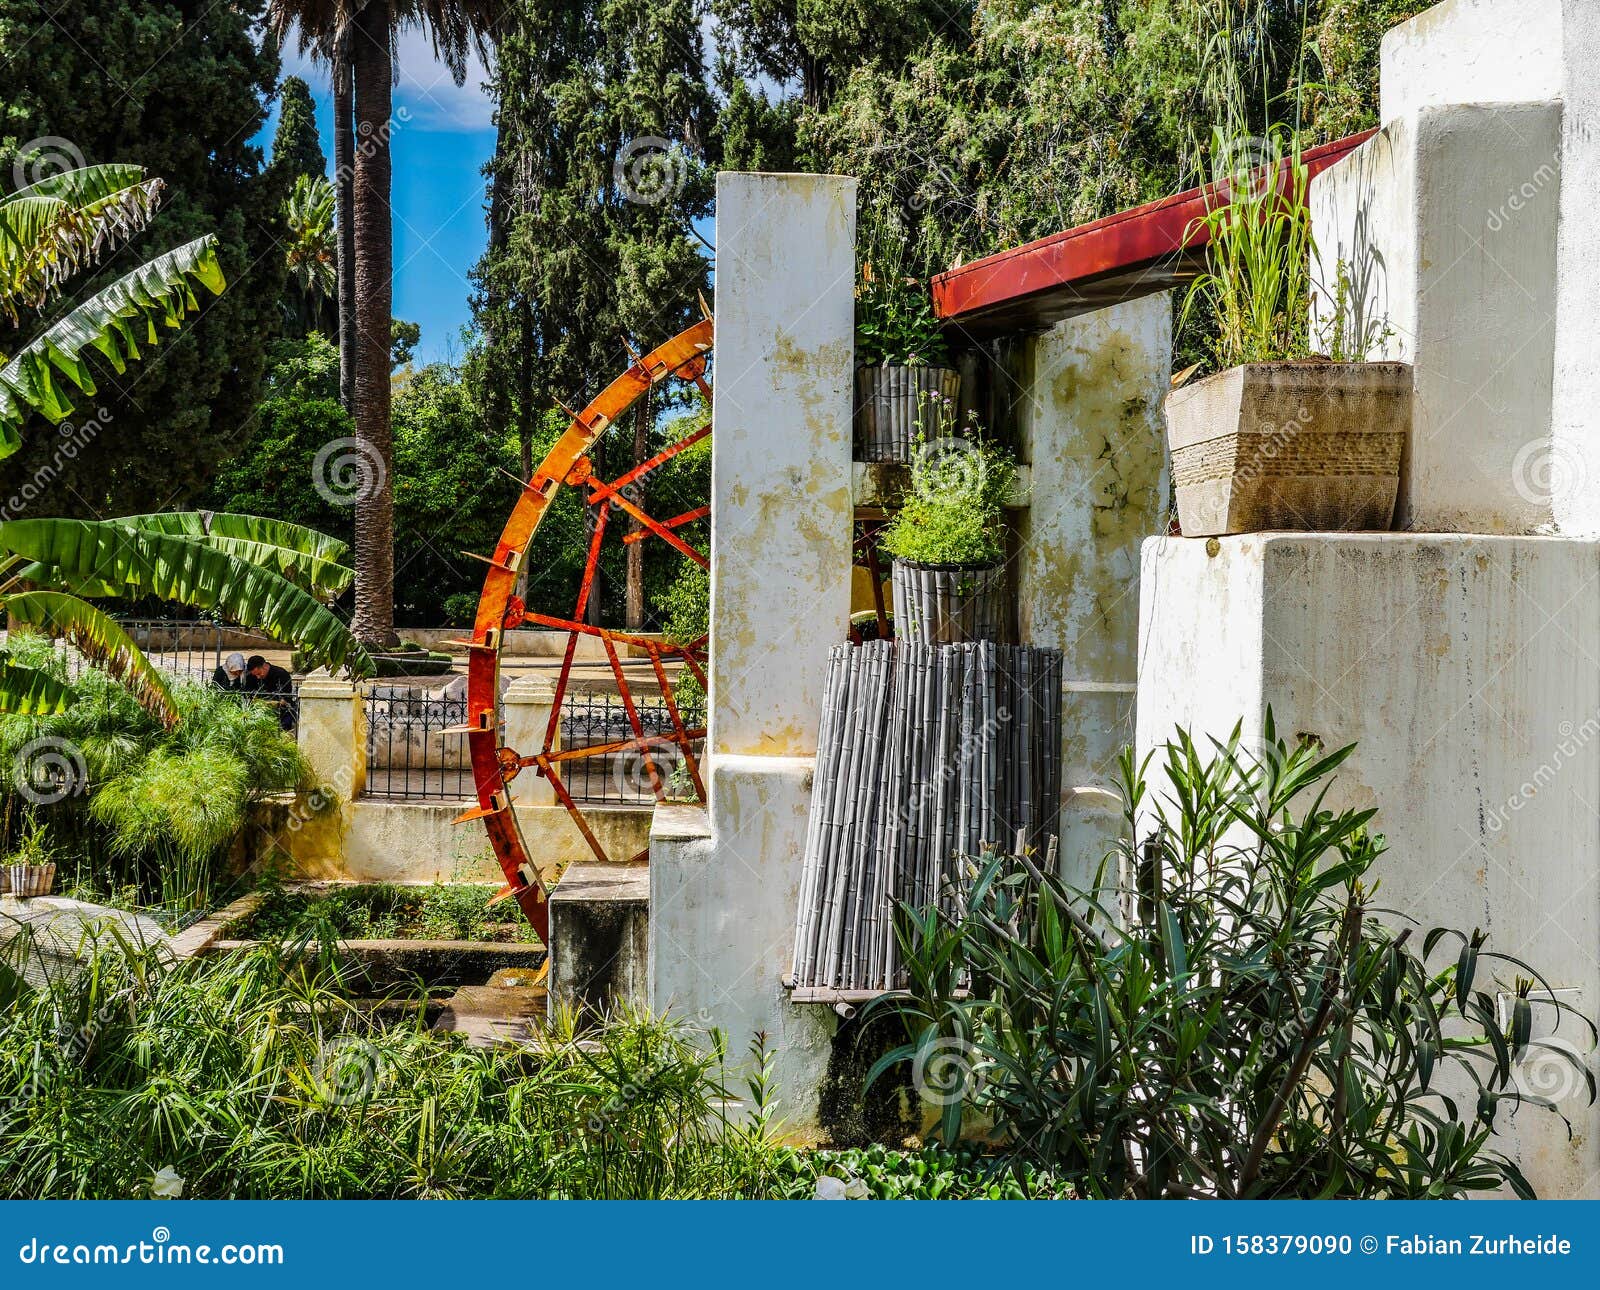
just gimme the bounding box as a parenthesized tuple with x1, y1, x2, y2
(278, 21, 494, 133)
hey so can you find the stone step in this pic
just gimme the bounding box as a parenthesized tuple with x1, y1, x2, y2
(548, 861, 649, 1017)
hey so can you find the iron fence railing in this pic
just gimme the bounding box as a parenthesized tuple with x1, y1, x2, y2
(558, 690, 702, 805)
(362, 686, 477, 801)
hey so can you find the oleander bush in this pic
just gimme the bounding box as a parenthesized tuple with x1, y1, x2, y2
(868, 717, 1597, 1198)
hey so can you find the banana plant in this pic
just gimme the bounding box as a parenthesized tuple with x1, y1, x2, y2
(0, 162, 226, 454)
(0, 512, 372, 726)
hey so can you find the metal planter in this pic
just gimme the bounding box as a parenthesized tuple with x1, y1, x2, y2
(854, 365, 961, 462)
(891, 559, 1010, 645)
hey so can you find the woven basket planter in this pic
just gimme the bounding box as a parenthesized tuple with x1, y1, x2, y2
(854, 365, 961, 463)
(1165, 361, 1411, 536)
(891, 560, 1009, 645)
(6, 862, 55, 898)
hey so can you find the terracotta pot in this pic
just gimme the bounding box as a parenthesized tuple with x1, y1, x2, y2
(854, 365, 961, 463)
(6, 862, 55, 898)
(1164, 361, 1412, 536)
(891, 560, 1010, 645)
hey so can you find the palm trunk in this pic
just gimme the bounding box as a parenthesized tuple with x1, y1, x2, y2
(351, 0, 397, 648)
(333, 41, 357, 413)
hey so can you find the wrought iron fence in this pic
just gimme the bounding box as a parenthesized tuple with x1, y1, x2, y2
(557, 690, 702, 804)
(362, 686, 476, 801)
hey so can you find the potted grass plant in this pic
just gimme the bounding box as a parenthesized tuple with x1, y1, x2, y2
(854, 249, 960, 464)
(882, 397, 1018, 644)
(1167, 126, 1411, 536)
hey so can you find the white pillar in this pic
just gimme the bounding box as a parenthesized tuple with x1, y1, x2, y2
(1014, 292, 1172, 888)
(651, 172, 857, 1133)
(501, 674, 558, 808)
(1135, 532, 1600, 1198)
(1310, 102, 1561, 532)
(296, 670, 366, 801)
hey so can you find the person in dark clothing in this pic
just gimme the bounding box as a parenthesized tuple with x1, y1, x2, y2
(244, 655, 298, 731)
(212, 652, 247, 692)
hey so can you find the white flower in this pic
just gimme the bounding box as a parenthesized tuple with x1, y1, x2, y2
(151, 1166, 184, 1199)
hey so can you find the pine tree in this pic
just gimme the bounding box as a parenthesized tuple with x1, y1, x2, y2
(271, 76, 327, 183)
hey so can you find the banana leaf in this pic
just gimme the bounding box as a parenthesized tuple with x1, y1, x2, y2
(0, 652, 74, 716)
(0, 235, 226, 456)
(3, 590, 176, 725)
(114, 512, 353, 599)
(0, 518, 373, 679)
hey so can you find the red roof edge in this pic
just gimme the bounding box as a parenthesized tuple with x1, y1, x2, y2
(931, 129, 1377, 328)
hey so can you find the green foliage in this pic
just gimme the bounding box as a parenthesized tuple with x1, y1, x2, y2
(867, 718, 1596, 1198)
(0, 635, 313, 913)
(854, 267, 947, 368)
(767, 1142, 1074, 1199)
(284, 175, 336, 338)
(271, 76, 327, 185)
(0, 937, 788, 1199)
(1180, 127, 1315, 370)
(0, 0, 287, 513)
(880, 403, 1017, 567)
(241, 882, 543, 945)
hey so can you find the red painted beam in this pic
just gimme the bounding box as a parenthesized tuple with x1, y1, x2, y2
(931, 130, 1376, 332)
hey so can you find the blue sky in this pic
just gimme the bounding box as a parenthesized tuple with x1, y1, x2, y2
(257, 32, 498, 367)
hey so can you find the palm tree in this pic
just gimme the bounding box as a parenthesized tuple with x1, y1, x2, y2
(285, 174, 338, 336)
(269, 0, 499, 649)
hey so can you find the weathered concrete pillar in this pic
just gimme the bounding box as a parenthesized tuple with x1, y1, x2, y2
(501, 674, 558, 808)
(1310, 102, 1561, 532)
(296, 670, 366, 800)
(1014, 292, 1171, 889)
(651, 172, 856, 1131)
(1134, 532, 1600, 1197)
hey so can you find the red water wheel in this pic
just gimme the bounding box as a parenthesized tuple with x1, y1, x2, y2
(457, 319, 713, 943)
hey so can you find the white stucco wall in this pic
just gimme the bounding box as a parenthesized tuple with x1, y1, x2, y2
(1015, 293, 1172, 888)
(1366, 0, 1600, 534)
(1310, 102, 1561, 533)
(1136, 532, 1600, 1198)
(651, 173, 857, 1131)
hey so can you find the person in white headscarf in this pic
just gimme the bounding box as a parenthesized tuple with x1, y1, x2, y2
(212, 652, 247, 692)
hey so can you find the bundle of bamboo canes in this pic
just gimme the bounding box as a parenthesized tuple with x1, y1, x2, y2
(791, 639, 1063, 993)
